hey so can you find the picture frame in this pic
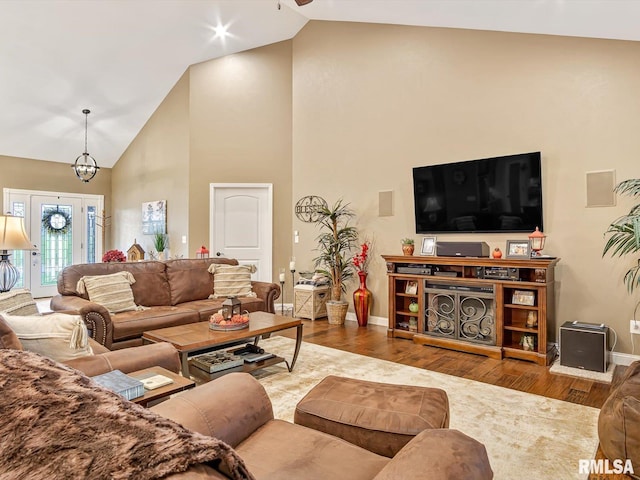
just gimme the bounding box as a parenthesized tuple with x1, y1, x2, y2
(512, 289, 535, 306)
(142, 200, 167, 235)
(420, 236, 437, 256)
(405, 281, 418, 295)
(505, 240, 531, 259)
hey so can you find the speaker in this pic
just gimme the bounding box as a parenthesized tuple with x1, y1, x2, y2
(436, 241, 490, 258)
(378, 191, 393, 217)
(586, 170, 615, 207)
(559, 321, 609, 373)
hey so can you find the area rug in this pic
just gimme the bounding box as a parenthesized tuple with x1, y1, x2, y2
(549, 358, 614, 384)
(254, 336, 599, 480)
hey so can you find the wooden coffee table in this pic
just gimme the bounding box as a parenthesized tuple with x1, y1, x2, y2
(142, 311, 303, 379)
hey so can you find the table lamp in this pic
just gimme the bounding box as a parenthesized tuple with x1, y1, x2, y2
(0, 215, 34, 292)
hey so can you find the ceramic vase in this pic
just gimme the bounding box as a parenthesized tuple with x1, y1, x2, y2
(402, 244, 415, 256)
(353, 271, 372, 327)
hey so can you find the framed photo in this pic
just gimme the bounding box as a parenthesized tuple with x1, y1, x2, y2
(506, 240, 530, 259)
(405, 281, 418, 295)
(512, 290, 535, 306)
(420, 236, 437, 256)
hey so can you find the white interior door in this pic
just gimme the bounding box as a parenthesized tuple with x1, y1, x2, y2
(210, 184, 273, 283)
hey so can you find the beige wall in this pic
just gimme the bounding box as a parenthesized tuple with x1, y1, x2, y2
(188, 40, 293, 285)
(112, 71, 190, 258)
(112, 41, 293, 289)
(292, 21, 640, 352)
(0, 155, 111, 244)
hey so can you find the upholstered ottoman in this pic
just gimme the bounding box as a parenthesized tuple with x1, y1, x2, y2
(294, 375, 449, 458)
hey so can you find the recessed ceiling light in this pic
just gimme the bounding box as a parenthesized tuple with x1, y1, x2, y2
(212, 24, 229, 39)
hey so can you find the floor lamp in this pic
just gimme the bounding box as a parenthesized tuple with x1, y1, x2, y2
(0, 215, 34, 293)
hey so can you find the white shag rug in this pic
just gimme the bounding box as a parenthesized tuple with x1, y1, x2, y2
(253, 336, 600, 480)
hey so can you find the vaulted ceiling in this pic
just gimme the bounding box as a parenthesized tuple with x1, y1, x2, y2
(2, 0, 639, 168)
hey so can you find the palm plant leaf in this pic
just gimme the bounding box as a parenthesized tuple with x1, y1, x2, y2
(603, 178, 640, 294)
(312, 199, 359, 300)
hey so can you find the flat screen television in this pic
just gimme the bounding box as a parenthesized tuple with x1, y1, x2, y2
(413, 152, 543, 234)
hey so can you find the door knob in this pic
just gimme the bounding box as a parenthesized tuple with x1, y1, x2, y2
(216, 252, 223, 257)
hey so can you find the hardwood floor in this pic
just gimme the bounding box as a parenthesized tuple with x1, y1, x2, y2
(281, 320, 633, 479)
(280, 319, 616, 409)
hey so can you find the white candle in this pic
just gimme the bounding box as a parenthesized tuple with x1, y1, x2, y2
(279, 273, 286, 282)
(289, 260, 296, 270)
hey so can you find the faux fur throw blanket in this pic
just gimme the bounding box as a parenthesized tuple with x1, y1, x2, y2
(0, 349, 255, 480)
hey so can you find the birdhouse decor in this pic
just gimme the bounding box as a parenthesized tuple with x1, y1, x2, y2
(221, 296, 242, 320)
(196, 245, 209, 259)
(127, 239, 145, 262)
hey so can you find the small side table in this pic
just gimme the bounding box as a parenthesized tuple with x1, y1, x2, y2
(294, 285, 330, 320)
(128, 366, 195, 407)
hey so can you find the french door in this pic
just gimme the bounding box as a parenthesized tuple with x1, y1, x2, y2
(3, 189, 103, 298)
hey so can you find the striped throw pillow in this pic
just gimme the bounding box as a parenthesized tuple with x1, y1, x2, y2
(208, 264, 257, 299)
(0, 289, 39, 316)
(76, 271, 139, 314)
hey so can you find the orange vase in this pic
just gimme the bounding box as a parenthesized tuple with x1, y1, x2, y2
(353, 271, 372, 327)
(402, 244, 415, 256)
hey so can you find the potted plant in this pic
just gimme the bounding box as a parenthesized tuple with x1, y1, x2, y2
(154, 232, 167, 260)
(603, 178, 640, 296)
(313, 199, 358, 325)
(401, 238, 415, 256)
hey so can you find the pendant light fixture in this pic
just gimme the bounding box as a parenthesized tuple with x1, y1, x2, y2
(71, 108, 100, 183)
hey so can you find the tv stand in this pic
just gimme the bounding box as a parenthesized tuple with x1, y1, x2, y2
(382, 255, 559, 365)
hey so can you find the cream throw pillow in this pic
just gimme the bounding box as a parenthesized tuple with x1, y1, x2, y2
(208, 264, 257, 299)
(0, 289, 39, 316)
(76, 271, 139, 314)
(2, 312, 93, 362)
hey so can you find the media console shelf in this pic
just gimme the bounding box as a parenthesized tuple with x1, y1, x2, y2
(383, 255, 559, 365)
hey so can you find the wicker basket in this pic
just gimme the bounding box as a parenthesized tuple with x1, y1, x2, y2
(326, 301, 348, 325)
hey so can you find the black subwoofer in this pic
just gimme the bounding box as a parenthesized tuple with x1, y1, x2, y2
(559, 321, 609, 373)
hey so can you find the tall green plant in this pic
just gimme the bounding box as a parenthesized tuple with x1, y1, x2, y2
(603, 179, 640, 293)
(153, 232, 167, 253)
(313, 200, 358, 302)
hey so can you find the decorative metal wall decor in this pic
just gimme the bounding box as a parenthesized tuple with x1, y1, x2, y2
(294, 196, 328, 223)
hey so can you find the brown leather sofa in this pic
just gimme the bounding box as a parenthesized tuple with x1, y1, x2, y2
(0, 312, 181, 377)
(150, 373, 494, 479)
(598, 360, 640, 477)
(50, 258, 280, 350)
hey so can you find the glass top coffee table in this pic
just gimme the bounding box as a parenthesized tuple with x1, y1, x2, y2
(142, 311, 303, 381)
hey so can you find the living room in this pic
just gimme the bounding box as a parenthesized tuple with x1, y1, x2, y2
(1, 2, 640, 479)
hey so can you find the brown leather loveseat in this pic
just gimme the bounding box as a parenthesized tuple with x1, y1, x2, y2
(51, 258, 280, 350)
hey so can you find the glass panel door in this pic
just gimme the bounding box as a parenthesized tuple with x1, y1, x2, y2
(29, 196, 82, 298)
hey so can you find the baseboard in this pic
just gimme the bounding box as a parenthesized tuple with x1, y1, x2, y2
(610, 351, 640, 366)
(345, 312, 387, 327)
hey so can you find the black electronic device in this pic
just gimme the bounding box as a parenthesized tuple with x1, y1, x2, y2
(396, 265, 433, 275)
(436, 241, 490, 258)
(559, 321, 609, 373)
(231, 343, 265, 356)
(413, 151, 543, 234)
(476, 266, 520, 281)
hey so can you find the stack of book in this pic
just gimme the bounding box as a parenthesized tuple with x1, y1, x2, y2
(92, 369, 144, 401)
